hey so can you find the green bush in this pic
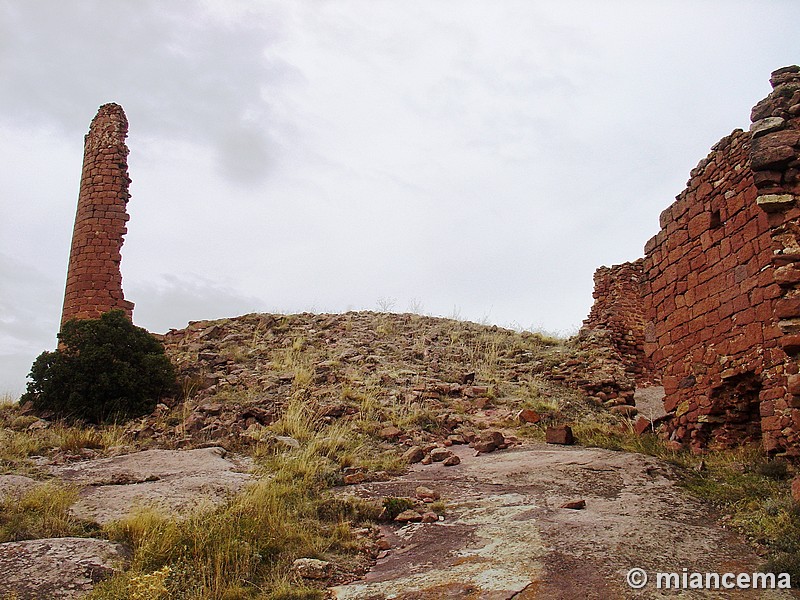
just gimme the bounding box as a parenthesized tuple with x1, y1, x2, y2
(21, 310, 177, 424)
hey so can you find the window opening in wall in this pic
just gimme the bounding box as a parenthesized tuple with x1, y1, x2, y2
(710, 209, 722, 229)
(704, 372, 762, 447)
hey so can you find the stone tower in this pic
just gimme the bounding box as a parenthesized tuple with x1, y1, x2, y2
(61, 103, 134, 326)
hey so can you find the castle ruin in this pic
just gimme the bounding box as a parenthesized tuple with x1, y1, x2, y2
(59, 70, 800, 455)
(61, 103, 134, 326)
(583, 66, 800, 455)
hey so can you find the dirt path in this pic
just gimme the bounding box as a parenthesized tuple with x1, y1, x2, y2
(331, 443, 798, 599)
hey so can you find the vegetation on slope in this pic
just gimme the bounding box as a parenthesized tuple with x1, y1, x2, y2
(1, 311, 798, 595)
(21, 310, 177, 424)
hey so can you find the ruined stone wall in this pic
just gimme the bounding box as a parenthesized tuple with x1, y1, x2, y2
(61, 103, 134, 326)
(609, 66, 800, 454)
(641, 127, 786, 452)
(582, 259, 658, 386)
(747, 65, 800, 454)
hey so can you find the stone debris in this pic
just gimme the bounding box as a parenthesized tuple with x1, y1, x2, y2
(517, 408, 541, 424)
(442, 455, 461, 466)
(609, 405, 637, 418)
(394, 509, 423, 523)
(401, 446, 425, 464)
(421, 511, 439, 523)
(471, 429, 508, 453)
(634, 416, 652, 436)
(415, 486, 440, 502)
(428, 447, 453, 462)
(379, 425, 402, 440)
(560, 499, 587, 510)
(152, 310, 625, 457)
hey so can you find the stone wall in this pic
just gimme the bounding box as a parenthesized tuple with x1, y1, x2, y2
(582, 259, 658, 386)
(585, 66, 800, 454)
(61, 103, 134, 326)
(641, 127, 784, 452)
(747, 65, 800, 454)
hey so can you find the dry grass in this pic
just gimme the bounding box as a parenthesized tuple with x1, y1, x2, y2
(89, 406, 380, 599)
(0, 418, 134, 475)
(0, 481, 98, 542)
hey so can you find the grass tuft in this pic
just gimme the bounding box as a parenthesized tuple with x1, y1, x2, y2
(0, 481, 98, 542)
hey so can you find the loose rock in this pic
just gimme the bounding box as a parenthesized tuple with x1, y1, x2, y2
(394, 509, 423, 523)
(517, 408, 541, 424)
(429, 448, 453, 462)
(415, 486, 440, 501)
(402, 446, 425, 464)
(292, 557, 332, 580)
(546, 425, 574, 445)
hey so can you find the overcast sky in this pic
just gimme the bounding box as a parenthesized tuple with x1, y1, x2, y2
(1, 1, 798, 395)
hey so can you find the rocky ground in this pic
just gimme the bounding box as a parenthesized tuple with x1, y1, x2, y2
(1, 312, 797, 598)
(333, 443, 796, 599)
(0, 447, 251, 599)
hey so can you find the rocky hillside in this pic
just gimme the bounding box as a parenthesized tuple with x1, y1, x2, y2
(118, 311, 642, 450)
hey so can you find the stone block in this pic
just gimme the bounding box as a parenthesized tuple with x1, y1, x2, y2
(546, 425, 574, 445)
(757, 194, 796, 213)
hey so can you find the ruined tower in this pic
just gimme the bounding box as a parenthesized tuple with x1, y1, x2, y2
(60, 103, 134, 326)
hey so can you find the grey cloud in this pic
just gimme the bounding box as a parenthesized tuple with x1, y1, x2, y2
(0, 252, 61, 395)
(0, 0, 297, 184)
(127, 273, 266, 333)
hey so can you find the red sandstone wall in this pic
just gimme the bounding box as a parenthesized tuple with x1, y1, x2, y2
(582, 259, 657, 386)
(642, 128, 787, 452)
(581, 66, 800, 454)
(748, 66, 800, 455)
(61, 103, 134, 326)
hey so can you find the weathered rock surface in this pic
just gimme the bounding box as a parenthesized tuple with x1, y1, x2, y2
(49, 447, 252, 524)
(331, 443, 798, 599)
(0, 537, 128, 599)
(0, 474, 37, 500)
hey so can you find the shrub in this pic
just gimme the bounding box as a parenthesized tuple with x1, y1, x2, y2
(21, 310, 176, 424)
